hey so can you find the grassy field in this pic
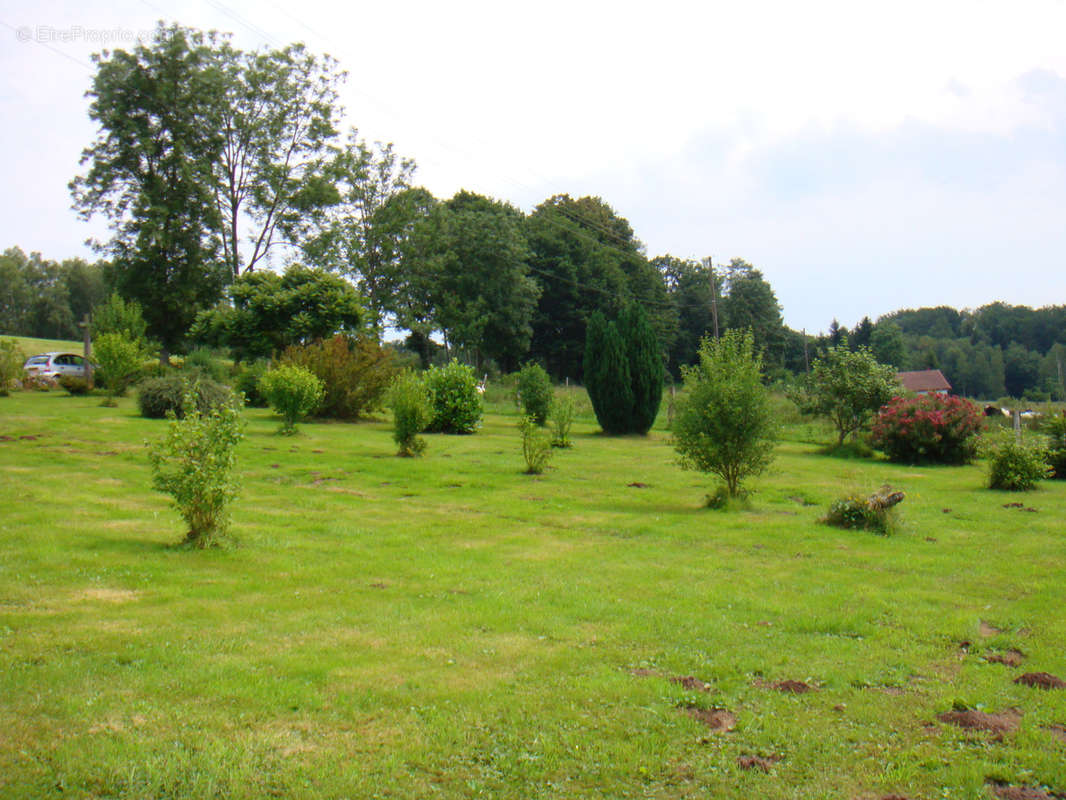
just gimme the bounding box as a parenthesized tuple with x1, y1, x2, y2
(1, 389, 1064, 799)
(3, 335, 86, 357)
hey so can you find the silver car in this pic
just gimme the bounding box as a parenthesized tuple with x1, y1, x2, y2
(23, 352, 90, 381)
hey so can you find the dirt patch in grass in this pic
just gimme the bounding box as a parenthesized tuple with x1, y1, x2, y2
(736, 754, 781, 772)
(987, 649, 1026, 667)
(980, 621, 1003, 637)
(987, 780, 1062, 799)
(1015, 672, 1066, 690)
(937, 709, 1021, 734)
(627, 482, 649, 488)
(681, 704, 736, 732)
(756, 678, 814, 693)
(670, 675, 713, 692)
(72, 587, 139, 604)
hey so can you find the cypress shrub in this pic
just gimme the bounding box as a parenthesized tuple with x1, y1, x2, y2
(585, 316, 633, 434)
(619, 304, 664, 434)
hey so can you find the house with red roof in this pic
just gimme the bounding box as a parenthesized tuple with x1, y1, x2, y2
(896, 369, 951, 395)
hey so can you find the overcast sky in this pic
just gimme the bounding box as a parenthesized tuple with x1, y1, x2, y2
(2, 0, 1065, 334)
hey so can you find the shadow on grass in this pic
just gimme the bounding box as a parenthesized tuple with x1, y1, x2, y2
(86, 536, 178, 555)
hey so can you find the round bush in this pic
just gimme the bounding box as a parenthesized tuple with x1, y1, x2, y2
(138, 375, 233, 419)
(871, 394, 984, 464)
(424, 360, 483, 434)
(259, 364, 324, 434)
(515, 362, 553, 425)
(986, 433, 1051, 491)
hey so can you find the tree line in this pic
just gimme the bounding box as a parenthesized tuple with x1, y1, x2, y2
(2, 22, 1062, 399)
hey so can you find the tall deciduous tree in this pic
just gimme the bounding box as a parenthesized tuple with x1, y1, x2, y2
(213, 43, 345, 279)
(721, 259, 785, 367)
(405, 191, 539, 371)
(300, 132, 418, 328)
(70, 24, 229, 363)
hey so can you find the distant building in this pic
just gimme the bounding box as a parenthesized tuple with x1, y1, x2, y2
(896, 369, 952, 395)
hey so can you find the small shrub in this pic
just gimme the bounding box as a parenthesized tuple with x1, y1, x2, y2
(281, 334, 397, 420)
(872, 394, 984, 465)
(985, 432, 1051, 491)
(0, 339, 24, 396)
(147, 388, 244, 547)
(58, 375, 91, 396)
(549, 392, 575, 448)
(138, 375, 232, 419)
(519, 414, 553, 474)
(821, 486, 903, 534)
(181, 348, 229, 383)
(387, 370, 432, 456)
(1042, 413, 1066, 479)
(234, 360, 270, 408)
(672, 330, 777, 499)
(516, 362, 553, 425)
(94, 332, 146, 405)
(424, 360, 483, 434)
(259, 364, 325, 435)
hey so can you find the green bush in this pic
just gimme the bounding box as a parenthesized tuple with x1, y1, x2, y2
(519, 414, 553, 474)
(424, 360, 483, 434)
(1042, 413, 1066, 479)
(0, 339, 24, 396)
(387, 371, 432, 456)
(58, 375, 91, 396)
(549, 392, 575, 448)
(619, 303, 664, 434)
(182, 348, 229, 383)
(147, 388, 244, 547)
(138, 375, 233, 419)
(94, 332, 146, 405)
(821, 486, 903, 535)
(259, 364, 325, 435)
(516, 362, 553, 425)
(672, 330, 777, 499)
(281, 335, 397, 420)
(986, 432, 1051, 491)
(233, 360, 270, 408)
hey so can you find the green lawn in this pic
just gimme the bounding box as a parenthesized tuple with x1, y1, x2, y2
(3, 335, 86, 357)
(1, 391, 1064, 799)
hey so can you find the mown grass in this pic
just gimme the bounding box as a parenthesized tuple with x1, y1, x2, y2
(1, 390, 1064, 799)
(3, 335, 86, 357)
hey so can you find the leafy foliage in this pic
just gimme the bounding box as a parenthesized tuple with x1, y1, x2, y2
(985, 432, 1051, 491)
(424, 360, 483, 434)
(0, 339, 25, 396)
(871, 394, 984, 464)
(137, 375, 233, 419)
(147, 388, 244, 547)
(1042, 413, 1066, 479)
(672, 330, 777, 499)
(821, 486, 902, 535)
(516, 362, 553, 425)
(233, 360, 270, 408)
(195, 265, 364, 362)
(387, 371, 432, 456)
(281, 334, 396, 420)
(260, 365, 324, 435)
(799, 343, 900, 446)
(93, 293, 148, 343)
(58, 376, 91, 396)
(94, 332, 146, 405)
(549, 392, 575, 448)
(519, 414, 553, 475)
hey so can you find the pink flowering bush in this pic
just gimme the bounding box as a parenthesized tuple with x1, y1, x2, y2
(871, 394, 984, 464)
